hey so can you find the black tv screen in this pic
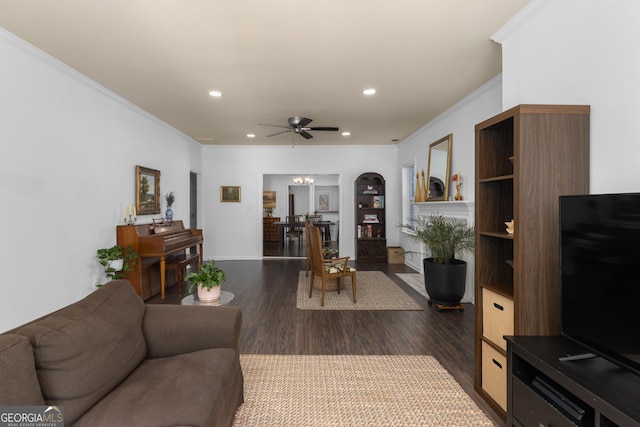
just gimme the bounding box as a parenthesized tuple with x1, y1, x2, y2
(560, 193, 640, 375)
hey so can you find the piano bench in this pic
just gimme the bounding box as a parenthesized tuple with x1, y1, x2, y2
(165, 253, 200, 297)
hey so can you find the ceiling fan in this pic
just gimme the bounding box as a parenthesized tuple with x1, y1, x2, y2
(259, 116, 339, 139)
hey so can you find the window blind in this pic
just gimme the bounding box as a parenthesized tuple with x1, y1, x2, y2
(402, 162, 416, 226)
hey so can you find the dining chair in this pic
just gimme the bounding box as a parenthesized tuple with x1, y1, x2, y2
(308, 224, 356, 307)
(305, 221, 338, 277)
(285, 215, 304, 247)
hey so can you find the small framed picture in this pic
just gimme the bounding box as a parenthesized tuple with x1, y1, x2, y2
(263, 191, 276, 209)
(317, 192, 331, 211)
(220, 186, 241, 202)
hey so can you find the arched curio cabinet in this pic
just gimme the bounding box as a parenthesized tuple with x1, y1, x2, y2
(354, 172, 386, 262)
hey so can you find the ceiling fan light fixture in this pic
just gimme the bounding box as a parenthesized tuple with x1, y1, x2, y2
(362, 88, 376, 95)
(342, 131, 351, 136)
(247, 133, 255, 138)
(208, 90, 223, 97)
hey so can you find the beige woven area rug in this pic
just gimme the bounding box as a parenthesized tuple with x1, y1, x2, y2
(297, 270, 423, 311)
(232, 355, 495, 427)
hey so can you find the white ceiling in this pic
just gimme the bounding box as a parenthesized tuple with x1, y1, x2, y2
(0, 0, 530, 145)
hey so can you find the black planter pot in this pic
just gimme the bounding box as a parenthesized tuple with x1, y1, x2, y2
(423, 257, 467, 307)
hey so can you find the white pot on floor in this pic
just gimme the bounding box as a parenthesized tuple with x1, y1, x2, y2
(197, 284, 221, 302)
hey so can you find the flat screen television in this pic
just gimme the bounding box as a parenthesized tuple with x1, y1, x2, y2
(560, 193, 640, 375)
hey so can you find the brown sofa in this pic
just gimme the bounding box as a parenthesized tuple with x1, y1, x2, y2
(0, 280, 244, 427)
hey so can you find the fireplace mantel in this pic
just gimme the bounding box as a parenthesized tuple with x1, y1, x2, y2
(414, 201, 474, 224)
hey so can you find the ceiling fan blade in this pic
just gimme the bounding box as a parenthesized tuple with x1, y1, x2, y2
(299, 130, 313, 139)
(309, 127, 339, 132)
(259, 123, 290, 129)
(298, 117, 313, 127)
(266, 129, 292, 137)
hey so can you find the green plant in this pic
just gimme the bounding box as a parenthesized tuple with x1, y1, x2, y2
(96, 245, 138, 285)
(400, 214, 474, 264)
(186, 260, 226, 292)
(165, 191, 175, 207)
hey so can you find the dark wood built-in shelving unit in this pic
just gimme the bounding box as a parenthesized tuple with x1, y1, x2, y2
(474, 105, 590, 419)
(355, 172, 386, 262)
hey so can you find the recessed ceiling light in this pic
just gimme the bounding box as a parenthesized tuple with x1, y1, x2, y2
(209, 90, 223, 97)
(342, 132, 351, 136)
(247, 134, 256, 138)
(362, 88, 376, 95)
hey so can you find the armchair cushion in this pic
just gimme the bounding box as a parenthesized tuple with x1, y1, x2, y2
(324, 260, 357, 274)
(73, 347, 243, 427)
(143, 304, 242, 358)
(15, 280, 147, 425)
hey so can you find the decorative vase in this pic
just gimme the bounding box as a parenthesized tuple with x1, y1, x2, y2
(197, 284, 221, 303)
(454, 183, 463, 201)
(165, 206, 173, 220)
(415, 173, 422, 202)
(423, 258, 467, 307)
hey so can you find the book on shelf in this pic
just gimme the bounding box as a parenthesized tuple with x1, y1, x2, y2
(363, 214, 379, 223)
(373, 195, 384, 208)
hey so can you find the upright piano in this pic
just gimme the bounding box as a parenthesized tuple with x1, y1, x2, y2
(116, 220, 203, 301)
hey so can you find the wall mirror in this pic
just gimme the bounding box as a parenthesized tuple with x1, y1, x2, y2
(426, 134, 452, 201)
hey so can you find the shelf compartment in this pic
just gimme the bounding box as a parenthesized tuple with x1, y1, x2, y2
(476, 234, 514, 290)
(476, 117, 514, 180)
(476, 179, 514, 234)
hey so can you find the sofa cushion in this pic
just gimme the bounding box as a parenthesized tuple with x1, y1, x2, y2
(73, 348, 243, 427)
(0, 334, 45, 405)
(16, 280, 146, 424)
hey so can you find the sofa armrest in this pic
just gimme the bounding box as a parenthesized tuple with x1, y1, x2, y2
(142, 305, 242, 359)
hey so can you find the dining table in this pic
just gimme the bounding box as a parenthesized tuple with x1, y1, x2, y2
(273, 220, 334, 247)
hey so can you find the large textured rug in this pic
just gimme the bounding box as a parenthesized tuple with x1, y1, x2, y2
(297, 270, 423, 311)
(232, 355, 495, 427)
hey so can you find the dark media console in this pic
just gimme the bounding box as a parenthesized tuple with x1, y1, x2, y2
(506, 336, 640, 427)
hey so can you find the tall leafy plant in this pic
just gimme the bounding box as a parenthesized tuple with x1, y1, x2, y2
(401, 214, 474, 264)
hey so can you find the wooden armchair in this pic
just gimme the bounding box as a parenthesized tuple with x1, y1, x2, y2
(307, 224, 356, 307)
(305, 221, 338, 277)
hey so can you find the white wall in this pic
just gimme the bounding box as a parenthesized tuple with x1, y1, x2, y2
(0, 29, 202, 332)
(200, 145, 399, 260)
(496, 0, 640, 194)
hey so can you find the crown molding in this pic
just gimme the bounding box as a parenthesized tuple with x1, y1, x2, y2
(491, 0, 551, 44)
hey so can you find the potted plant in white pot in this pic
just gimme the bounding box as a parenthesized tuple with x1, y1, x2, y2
(185, 260, 226, 303)
(401, 214, 474, 308)
(96, 245, 138, 287)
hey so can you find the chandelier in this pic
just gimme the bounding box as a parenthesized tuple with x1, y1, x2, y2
(293, 176, 314, 185)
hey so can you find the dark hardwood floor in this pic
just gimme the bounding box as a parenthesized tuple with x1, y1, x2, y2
(147, 245, 503, 426)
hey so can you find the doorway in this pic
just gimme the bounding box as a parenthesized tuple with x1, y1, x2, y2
(262, 174, 340, 258)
